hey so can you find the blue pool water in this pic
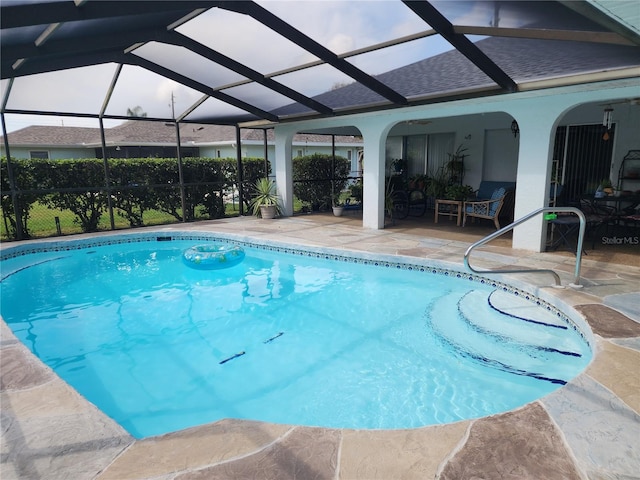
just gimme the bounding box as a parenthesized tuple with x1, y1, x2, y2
(0, 234, 592, 438)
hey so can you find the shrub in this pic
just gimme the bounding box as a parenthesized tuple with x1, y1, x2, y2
(1, 158, 51, 239)
(108, 158, 157, 226)
(43, 158, 108, 233)
(293, 153, 350, 209)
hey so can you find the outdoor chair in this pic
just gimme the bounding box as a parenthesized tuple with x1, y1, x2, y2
(549, 183, 564, 207)
(463, 187, 506, 230)
(578, 199, 618, 248)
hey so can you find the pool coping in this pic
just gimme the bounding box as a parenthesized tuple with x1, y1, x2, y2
(1, 217, 639, 479)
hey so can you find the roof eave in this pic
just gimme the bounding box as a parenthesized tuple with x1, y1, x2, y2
(517, 66, 640, 91)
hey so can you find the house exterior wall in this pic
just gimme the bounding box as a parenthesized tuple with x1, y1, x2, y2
(3, 142, 361, 164)
(5, 146, 89, 160)
(269, 77, 640, 251)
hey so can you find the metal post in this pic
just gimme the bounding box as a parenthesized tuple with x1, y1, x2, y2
(99, 117, 115, 230)
(1, 111, 24, 240)
(98, 64, 121, 231)
(175, 122, 187, 221)
(263, 129, 269, 175)
(331, 134, 336, 203)
(236, 125, 244, 215)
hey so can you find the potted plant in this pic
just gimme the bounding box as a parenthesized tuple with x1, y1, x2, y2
(445, 144, 468, 183)
(391, 158, 406, 173)
(425, 167, 448, 199)
(332, 192, 345, 216)
(384, 177, 396, 223)
(250, 177, 282, 219)
(408, 174, 429, 191)
(444, 184, 475, 201)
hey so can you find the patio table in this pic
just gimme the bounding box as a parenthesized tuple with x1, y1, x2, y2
(435, 199, 462, 226)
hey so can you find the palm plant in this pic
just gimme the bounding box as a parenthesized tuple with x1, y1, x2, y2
(250, 177, 283, 218)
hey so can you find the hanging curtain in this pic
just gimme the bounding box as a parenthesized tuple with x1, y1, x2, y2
(427, 133, 455, 176)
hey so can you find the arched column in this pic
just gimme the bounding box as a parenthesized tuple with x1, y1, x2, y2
(509, 102, 566, 251)
(356, 120, 394, 229)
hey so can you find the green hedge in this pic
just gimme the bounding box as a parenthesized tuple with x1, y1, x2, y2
(1, 154, 350, 240)
(1, 156, 268, 239)
(292, 153, 350, 208)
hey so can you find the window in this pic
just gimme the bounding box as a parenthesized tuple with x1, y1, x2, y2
(30, 151, 49, 159)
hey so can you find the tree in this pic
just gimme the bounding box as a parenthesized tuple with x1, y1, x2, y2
(126, 106, 147, 117)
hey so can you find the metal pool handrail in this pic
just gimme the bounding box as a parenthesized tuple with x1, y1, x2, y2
(463, 207, 586, 288)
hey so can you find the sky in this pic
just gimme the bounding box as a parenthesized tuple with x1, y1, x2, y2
(1, 0, 500, 133)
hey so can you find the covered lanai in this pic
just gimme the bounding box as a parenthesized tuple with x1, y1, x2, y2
(2, 0, 640, 251)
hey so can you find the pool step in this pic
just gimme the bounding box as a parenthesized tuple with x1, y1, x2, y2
(427, 290, 585, 384)
(487, 290, 567, 329)
(459, 290, 584, 357)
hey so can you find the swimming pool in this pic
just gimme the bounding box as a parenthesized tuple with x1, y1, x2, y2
(0, 232, 592, 439)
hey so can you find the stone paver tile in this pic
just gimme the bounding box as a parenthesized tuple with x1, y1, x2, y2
(574, 303, 640, 338)
(604, 292, 640, 321)
(573, 264, 623, 280)
(612, 337, 640, 351)
(1, 377, 92, 418)
(1, 410, 130, 480)
(175, 426, 339, 480)
(586, 339, 640, 412)
(439, 403, 581, 480)
(578, 282, 640, 300)
(536, 286, 598, 309)
(98, 419, 292, 480)
(541, 373, 640, 479)
(0, 345, 54, 391)
(0, 321, 19, 347)
(339, 422, 469, 480)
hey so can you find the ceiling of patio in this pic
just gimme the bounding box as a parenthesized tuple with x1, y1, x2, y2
(1, 1, 639, 130)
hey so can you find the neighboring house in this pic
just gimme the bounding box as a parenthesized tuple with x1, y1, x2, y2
(0, 121, 364, 177)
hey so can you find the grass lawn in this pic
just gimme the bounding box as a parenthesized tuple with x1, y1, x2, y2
(1, 202, 243, 241)
(1, 197, 315, 241)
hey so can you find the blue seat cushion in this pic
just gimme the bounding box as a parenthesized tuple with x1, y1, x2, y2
(476, 181, 515, 199)
(489, 187, 505, 216)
